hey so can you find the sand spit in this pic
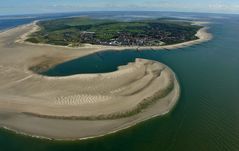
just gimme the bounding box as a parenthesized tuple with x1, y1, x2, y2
(0, 20, 211, 140)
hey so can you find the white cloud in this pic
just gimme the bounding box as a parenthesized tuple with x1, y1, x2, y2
(1, 0, 239, 15)
(209, 3, 239, 12)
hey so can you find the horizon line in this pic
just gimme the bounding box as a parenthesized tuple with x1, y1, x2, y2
(1, 10, 239, 17)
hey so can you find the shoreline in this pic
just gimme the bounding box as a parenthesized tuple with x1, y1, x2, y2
(0, 19, 210, 140)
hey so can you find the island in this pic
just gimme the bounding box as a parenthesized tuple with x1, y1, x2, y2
(26, 17, 202, 47)
(0, 17, 212, 140)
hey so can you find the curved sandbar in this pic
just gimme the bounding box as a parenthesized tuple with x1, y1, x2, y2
(0, 20, 211, 140)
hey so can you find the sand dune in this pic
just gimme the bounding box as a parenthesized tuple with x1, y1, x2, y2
(0, 58, 175, 119)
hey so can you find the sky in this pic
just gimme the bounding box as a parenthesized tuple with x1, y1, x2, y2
(1, 0, 239, 15)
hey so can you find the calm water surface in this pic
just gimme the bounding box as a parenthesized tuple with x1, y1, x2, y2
(1, 13, 239, 151)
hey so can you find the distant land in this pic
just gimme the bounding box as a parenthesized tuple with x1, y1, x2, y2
(26, 17, 202, 47)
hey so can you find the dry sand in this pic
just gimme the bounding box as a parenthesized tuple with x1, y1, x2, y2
(0, 21, 211, 140)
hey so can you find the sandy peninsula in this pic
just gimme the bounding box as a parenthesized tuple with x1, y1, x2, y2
(0, 20, 211, 140)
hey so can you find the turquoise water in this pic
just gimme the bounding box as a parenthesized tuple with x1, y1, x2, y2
(1, 13, 239, 151)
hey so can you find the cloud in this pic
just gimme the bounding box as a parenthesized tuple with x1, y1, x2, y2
(1, 0, 239, 15)
(208, 3, 239, 12)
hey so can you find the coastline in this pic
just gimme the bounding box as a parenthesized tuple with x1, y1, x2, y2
(0, 19, 210, 140)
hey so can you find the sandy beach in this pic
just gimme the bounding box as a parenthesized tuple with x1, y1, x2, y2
(0, 21, 211, 140)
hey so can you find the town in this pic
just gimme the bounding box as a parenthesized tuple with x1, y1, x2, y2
(27, 17, 201, 47)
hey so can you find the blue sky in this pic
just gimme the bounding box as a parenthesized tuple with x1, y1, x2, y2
(1, 0, 239, 15)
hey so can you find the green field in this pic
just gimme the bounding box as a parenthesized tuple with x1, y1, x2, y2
(27, 17, 202, 47)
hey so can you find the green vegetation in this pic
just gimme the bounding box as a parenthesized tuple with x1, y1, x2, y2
(27, 17, 202, 47)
